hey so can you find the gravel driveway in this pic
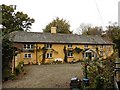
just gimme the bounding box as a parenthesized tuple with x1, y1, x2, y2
(3, 63, 83, 88)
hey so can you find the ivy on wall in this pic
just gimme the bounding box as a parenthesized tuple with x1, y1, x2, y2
(41, 47, 47, 64)
(63, 46, 67, 63)
(73, 47, 83, 54)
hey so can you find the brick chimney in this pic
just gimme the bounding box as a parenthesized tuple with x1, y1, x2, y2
(51, 27, 56, 33)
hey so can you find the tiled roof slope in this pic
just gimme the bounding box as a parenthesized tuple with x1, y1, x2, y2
(9, 31, 113, 45)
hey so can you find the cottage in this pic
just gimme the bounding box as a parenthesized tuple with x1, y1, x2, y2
(10, 27, 114, 66)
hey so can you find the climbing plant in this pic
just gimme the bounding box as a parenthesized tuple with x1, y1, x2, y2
(73, 47, 83, 54)
(41, 47, 47, 64)
(63, 46, 67, 63)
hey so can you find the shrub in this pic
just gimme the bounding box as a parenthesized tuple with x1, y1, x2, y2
(2, 67, 11, 81)
(53, 60, 62, 64)
(9, 74, 16, 80)
(15, 61, 24, 75)
(81, 55, 115, 89)
(2, 67, 16, 81)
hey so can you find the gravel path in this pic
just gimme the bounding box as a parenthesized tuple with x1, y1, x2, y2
(3, 63, 83, 88)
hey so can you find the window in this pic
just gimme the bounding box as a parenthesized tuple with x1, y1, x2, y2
(46, 53, 52, 58)
(100, 45, 103, 48)
(100, 51, 103, 56)
(28, 54, 31, 58)
(68, 44, 72, 48)
(24, 54, 32, 58)
(84, 45, 88, 49)
(24, 54, 27, 58)
(46, 44, 52, 49)
(24, 44, 33, 49)
(68, 51, 73, 57)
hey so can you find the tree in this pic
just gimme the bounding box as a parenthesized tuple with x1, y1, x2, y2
(76, 23, 103, 35)
(2, 4, 35, 36)
(43, 17, 72, 34)
(104, 23, 120, 57)
(82, 26, 103, 36)
(104, 22, 120, 41)
(2, 36, 14, 80)
(76, 23, 92, 35)
(1, 4, 35, 80)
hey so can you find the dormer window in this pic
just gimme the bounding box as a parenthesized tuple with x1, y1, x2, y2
(68, 44, 72, 48)
(46, 44, 52, 49)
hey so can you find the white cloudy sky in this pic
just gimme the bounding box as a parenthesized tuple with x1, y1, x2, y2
(1, 0, 120, 33)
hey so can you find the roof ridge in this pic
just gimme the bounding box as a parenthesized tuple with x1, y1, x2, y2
(15, 31, 80, 36)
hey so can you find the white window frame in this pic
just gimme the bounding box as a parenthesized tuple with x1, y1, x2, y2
(100, 51, 103, 56)
(46, 53, 52, 58)
(68, 44, 72, 48)
(23, 44, 33, 49)
(68, 51, 73, 57)
(46, 44, 52, 49)
(24, 53, 32, 58)
(84, 53, 90, 58)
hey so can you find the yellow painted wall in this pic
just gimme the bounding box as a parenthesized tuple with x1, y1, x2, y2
(15, 43, 114, 65)
(20, 52, 36, 64)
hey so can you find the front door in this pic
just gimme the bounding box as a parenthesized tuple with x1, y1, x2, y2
(87, 52, 92, 60)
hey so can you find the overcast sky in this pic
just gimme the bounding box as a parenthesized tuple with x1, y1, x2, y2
(1, 0, 120, 33)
